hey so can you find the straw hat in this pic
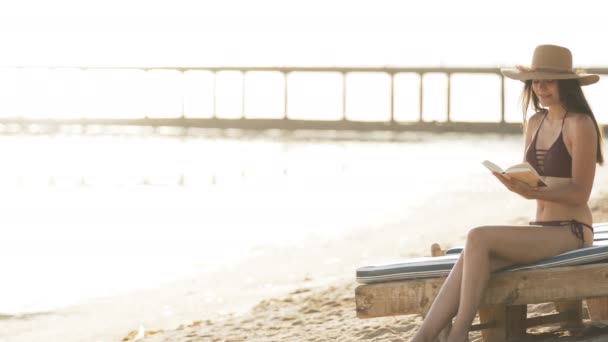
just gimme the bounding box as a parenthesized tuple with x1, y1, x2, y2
(501, 44, 599, 86)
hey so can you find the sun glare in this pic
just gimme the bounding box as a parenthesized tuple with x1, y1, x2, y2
(0, 0, 606, 121)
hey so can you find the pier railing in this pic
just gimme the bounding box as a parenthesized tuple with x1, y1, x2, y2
(1, 66, 607, 133)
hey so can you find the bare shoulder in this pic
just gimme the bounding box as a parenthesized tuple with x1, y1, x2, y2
(528, 111, 545, 125)
(564, 113, 598, 147)
(525, 111, 546, 134)
(566, 112, 596, 133)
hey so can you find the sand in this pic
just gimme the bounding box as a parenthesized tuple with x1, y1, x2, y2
(122, 193, 608, 342)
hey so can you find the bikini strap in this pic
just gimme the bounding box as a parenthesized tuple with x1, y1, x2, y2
(532, 112, 548, 141)
(561, 111, 569, 129)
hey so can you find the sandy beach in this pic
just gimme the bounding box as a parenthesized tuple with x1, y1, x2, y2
(122, 192, 608, 342)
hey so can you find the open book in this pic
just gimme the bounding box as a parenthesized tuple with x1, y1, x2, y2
(482, 160, 547, 188)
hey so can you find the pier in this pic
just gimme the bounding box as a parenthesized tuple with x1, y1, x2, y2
(1, 66, 607, 134)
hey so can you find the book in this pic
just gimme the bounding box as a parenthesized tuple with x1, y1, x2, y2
(482, 160, 547, 188)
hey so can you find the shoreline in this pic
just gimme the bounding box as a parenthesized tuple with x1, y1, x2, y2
(126, 192, 608, 342)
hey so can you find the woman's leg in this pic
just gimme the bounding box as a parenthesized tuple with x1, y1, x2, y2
(447, 225, 582, 342)
(411, 254, 513, 342)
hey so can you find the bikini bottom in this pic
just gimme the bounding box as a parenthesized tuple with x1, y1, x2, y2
(529, 219, 593, 247)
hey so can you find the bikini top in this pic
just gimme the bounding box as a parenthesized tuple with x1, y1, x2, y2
(525, 113, 572, 178)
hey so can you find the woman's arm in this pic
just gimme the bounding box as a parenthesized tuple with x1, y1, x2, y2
(495, 114, 597, 205)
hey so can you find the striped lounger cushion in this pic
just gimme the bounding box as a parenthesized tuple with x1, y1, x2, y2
(356, 235, 608, 285)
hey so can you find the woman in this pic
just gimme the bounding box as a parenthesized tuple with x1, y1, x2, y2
(412, 44, 604, 342)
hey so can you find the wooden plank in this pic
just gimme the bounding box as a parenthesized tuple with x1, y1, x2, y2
(555, 300, 583, 329)
(470, 321, 496, 332)
(587, 297, 608, 320)
(478, 305, 508, 342)
(525, 312, 569, 328)
(431, 243, 445, 257)
(356, 263, 608, 318)
(356, 277, 446, 318)
(477, 305, 526, 342)
(505, 305, 528, 338)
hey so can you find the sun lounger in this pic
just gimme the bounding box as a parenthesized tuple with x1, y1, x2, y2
(357, 244, 608, 284)
(355, 223, 608, 342)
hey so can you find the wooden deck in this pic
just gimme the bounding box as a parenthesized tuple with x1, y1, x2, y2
(356, 263, 608, 341)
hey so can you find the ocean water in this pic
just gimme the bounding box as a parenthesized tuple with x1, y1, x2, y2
(0, 129, 607, 342)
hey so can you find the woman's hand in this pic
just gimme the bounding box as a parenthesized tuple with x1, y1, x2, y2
(492, 172, 537, 199)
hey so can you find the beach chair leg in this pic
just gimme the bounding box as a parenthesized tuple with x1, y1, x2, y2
(586, 297, 608, 321)
(555, 300, 583, 329)
(478, 304, 527, 342)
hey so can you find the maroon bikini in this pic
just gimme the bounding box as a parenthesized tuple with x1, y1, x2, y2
(525, 112, 593, 245)
(525, 112, 572, 178)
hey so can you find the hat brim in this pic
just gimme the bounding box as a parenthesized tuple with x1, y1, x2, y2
(501, 68, 599, 86)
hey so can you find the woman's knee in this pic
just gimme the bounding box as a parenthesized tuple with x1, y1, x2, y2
(466, 226, 493, 247)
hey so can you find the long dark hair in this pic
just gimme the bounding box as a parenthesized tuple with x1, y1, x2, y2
(522, 79, 604, 164)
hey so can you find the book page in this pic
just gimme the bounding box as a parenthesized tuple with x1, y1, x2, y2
(481, 160, 546, 187)
(481, 160, 504, 174)
(504, 162, 537, 175)
(507, 171, 546, 188)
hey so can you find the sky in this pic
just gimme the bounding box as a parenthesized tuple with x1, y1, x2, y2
(1, 0, 607, 68)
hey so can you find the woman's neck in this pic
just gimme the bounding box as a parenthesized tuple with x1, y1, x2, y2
(545, 105, 568, 121)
